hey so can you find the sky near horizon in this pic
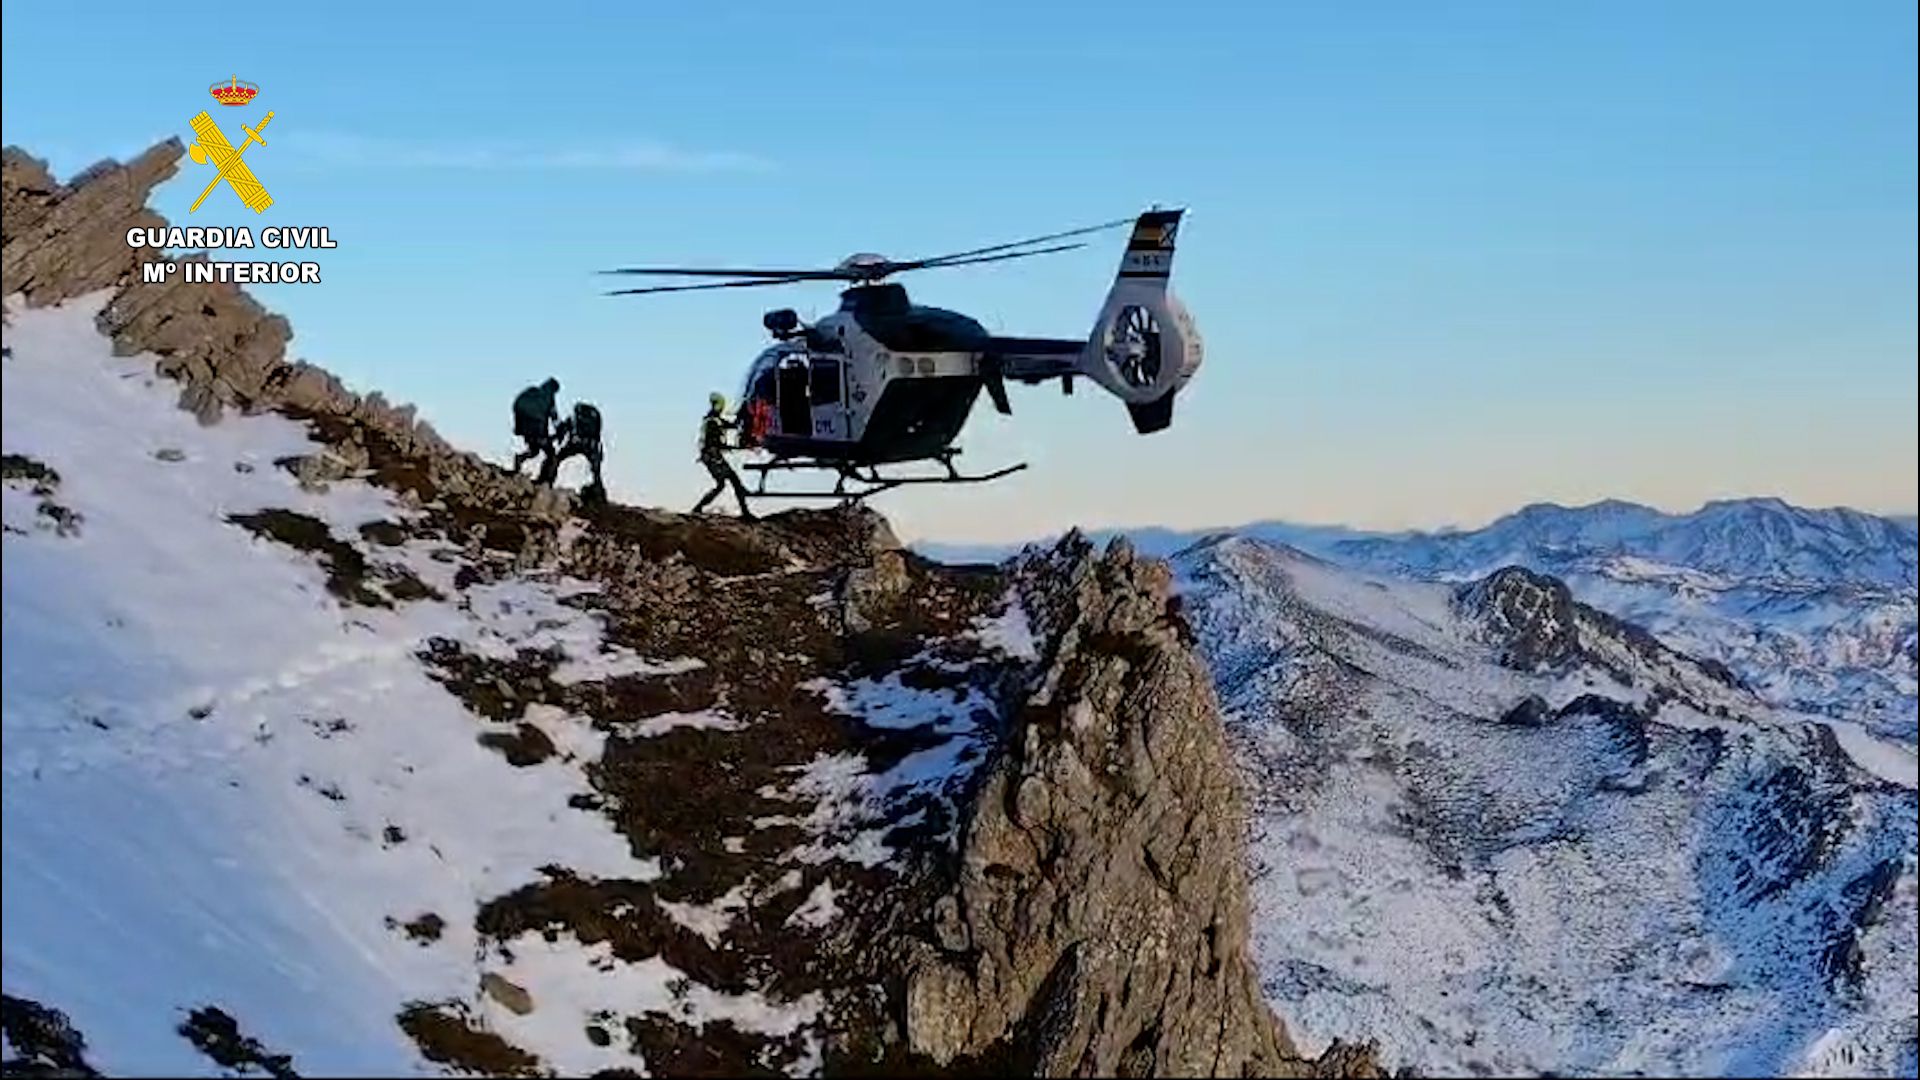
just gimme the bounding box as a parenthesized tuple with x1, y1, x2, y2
(3, 0, 1914, 543)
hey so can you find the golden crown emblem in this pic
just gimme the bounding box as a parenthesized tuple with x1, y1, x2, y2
(210, 76, 259, 107)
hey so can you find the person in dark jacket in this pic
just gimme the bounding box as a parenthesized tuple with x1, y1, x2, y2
(691, 392, 754, 520)
(539, 401, 606, 499)
(510, 377, 560, 475)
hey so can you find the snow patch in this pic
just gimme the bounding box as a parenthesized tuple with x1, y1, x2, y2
(0, 294, 671, 1074)
(785, 880, 841, 930)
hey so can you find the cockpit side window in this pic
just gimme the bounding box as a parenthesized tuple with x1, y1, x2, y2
(803, 327, 842, 353)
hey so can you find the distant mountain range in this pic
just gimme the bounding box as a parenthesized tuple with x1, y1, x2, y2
(920, 499, 1920, 743)
(1171, 534, 1917, 1077)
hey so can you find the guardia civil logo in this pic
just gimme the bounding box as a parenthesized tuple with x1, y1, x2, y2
(188, 77, 273, 213)
(124, 76, 336, 286)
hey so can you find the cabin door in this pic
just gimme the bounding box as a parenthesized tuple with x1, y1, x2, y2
(807, 356, 848, 441)
(776, 359, 811, 436)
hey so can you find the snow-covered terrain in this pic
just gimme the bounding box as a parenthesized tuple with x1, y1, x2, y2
(1174, 536, 1919, 1078)
(0, 294, 750, 1073)
(1321, 502, 1919, 745)
(0, 294, 1023, 1075)
(8, 282, 1912, 1078)
(926, 501, 1918, 745)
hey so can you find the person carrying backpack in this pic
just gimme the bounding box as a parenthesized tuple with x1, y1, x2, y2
(510, 377, 560, 476)
(540, 401, 606, 499)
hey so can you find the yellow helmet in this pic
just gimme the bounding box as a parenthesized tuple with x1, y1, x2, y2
(709, 392, 726, 410)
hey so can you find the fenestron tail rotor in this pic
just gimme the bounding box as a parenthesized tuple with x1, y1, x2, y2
(599, 216, 1132, 295)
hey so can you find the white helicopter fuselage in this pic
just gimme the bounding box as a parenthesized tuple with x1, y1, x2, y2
(740, 302, 983, 461)
(735, 208, 1202, 466)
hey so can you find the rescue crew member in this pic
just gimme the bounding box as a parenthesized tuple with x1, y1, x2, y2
(691, 392, 755, 520)
(509, 377, 560, 476)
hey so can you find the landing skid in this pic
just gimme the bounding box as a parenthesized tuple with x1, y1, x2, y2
(742, 450, 1027, 503)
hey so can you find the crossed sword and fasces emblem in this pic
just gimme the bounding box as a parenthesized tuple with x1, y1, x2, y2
(188, 110, 274, 213)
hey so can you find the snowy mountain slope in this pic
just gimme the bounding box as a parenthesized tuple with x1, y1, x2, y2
(0, 294, 1024, 1076)
(926, 500, 1919, 745)
(1322, 501, 1919, 744)
(1173, 535, 1919, 1078)
(2, 282, 1355, 1078)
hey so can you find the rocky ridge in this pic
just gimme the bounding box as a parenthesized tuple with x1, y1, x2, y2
(1, 142, 572, 565)
(1, 142, 1378, 1076)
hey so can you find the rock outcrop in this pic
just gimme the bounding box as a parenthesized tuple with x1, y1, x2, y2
(896, 535, 1370, 1077)
(1, 142, 181, 307)
(1, 141, 1380, 1078)
(1453, 566, 1580, 671)
(2, 142, 569, 566)
(1455, 564, 1749, 717)
(1, 993, 100, 1077)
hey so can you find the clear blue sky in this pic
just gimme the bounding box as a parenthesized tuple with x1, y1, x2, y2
(4, 0, 1914, 543)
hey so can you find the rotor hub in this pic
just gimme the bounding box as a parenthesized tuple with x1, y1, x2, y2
(835, 253, 894, 280)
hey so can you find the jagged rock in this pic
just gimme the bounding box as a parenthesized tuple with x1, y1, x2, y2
(480, 972, 535, 1016)
(101, 260, 296, 419)
(175, 1006, 297, 1080)
(177, 382, 224, 427)
(1, 142, 180, 305)
(1, 992, 100, 1077)
(278, 445, 366, 493)
(1500, 694, 1553, 727)
(526, 485, 573, 522)
(931, 894, 970, 953)
(1455, 566, 1579, 670)
(271, 362, 354, 415)
(841, 548, 911, 632)
(898, 533, 1378, 1078)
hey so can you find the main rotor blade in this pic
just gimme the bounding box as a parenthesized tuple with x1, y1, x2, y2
(600, 266, 851, 280)
(901, 217, 1131, 270)
(909, 242, 1086, 271)
(606, 275, 821, 296)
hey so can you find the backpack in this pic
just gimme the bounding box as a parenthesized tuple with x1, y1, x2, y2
(571, 403, 602, 444)
(513, 384, 553, 427)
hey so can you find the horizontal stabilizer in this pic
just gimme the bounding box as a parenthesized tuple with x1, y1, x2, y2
(984, 336, 1083, 382)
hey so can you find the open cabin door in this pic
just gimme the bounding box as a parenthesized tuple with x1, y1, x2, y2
(775, 358, 810, 437)
(807, 355, 848, 440)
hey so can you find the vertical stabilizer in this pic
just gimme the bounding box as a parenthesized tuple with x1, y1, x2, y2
(1079, 209, 1203, 432)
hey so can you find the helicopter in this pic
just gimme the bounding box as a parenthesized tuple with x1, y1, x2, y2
(601, 208, 1201, 501)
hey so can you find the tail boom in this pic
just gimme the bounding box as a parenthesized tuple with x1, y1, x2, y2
(974, 208, 1203, 434)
